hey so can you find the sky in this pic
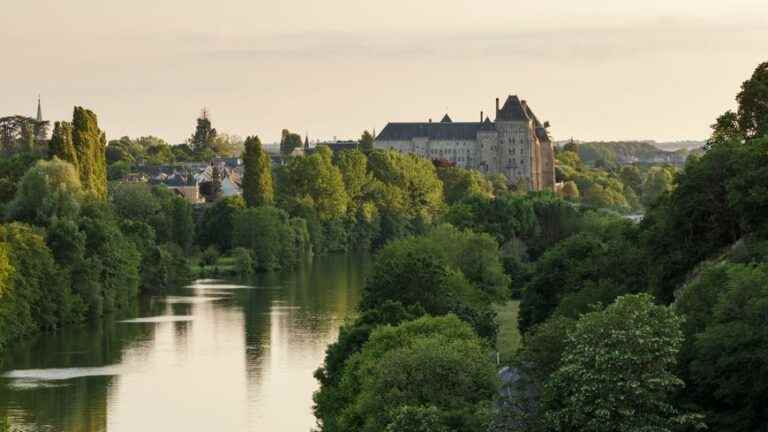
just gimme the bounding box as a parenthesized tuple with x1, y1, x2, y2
(2, 0, 768, 144)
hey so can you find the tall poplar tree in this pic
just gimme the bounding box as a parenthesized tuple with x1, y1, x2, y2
(242, 135, 274, 207)
(72, 107, 107, 199)
(49, 121, 79, 168)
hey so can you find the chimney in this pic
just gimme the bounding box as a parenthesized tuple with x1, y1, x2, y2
(480, 111, 483, 122)
(429, 118, 432, 123)
(495, 98, 500, 115)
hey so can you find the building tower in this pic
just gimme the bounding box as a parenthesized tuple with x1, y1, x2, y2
(34, 95, 49, 143)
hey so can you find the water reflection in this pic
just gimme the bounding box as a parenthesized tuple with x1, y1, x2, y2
(0, 254, 368, 431)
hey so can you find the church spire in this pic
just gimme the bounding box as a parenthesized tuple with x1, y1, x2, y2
(36, 95, 43, 122)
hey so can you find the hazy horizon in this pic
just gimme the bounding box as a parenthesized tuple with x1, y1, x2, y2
(3, 0, 767, 144)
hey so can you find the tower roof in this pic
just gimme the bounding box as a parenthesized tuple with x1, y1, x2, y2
(36, 96, 43, 122)
(479, 117, 496, 131)
(496, 95, 529, 122)
(440, 114, 453, 123)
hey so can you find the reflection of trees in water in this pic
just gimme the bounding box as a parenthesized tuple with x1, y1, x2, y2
(0, 300, 156, 431)
(241, 254, 370, 389)
(5, 376, 110, 432)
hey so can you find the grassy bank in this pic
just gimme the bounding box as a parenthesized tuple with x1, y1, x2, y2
(191, 256, 237, 277)
(495, 300, 521, 365)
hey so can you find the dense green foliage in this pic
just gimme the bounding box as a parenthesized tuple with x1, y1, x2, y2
(232, 206, 309, 271)
(331, 315, 497, 432)
(72, 107, 108, 199)
(241, 135, 274, 207)
(197, 195, 245, 251)
(490, 60, 768, 431)
(6, 158, 82, 226)
(314, 225, 508, 431)
(544, 294, 699, 432)
(49, 121, 78, 168)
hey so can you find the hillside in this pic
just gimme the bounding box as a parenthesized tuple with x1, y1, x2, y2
(574, 141, 690, 165)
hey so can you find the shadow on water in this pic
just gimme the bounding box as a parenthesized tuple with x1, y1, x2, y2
(0, 253, 370, 432)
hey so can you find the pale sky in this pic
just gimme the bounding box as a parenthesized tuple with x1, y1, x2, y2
(3, 0, 767, 143)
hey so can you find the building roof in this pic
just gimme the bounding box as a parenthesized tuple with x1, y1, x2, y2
(306, 140, 359, 154)
(376, 95, 548, 141)
(479, 117, 496, 132)
(497, 95, 530, 122)
(521, 100, 550, 142)
(377, 122, 485, 141)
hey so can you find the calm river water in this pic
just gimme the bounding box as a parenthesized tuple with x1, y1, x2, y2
(0, 254, 369, 432)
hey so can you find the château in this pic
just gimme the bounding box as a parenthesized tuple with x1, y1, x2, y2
(375, 95, 556, 190)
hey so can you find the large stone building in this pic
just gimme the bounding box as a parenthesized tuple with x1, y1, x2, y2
(375, 95, 555, 190)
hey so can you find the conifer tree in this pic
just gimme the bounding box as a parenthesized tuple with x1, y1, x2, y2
(72, 107, 107, 199)
(190, 109, 217, 154)
(359, 130, 374, 153)
(49, 121, 79, 169)
(242, 135, 273, 207)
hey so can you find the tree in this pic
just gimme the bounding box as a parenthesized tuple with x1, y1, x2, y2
(49, 122, 78, 168)
(334, 149, 370, 203)
(641, 166, 674, 207)
(242, 136, 274, 207)
(280, 129, 303, 155)
(279, 145, 348, 222)
(518, 233, 607, 332)
(201, 245, 220, 268)
(189, 109, 217, 154)
(559, 180, 579, 201)
(385, 406, 448, 432)
(436, 166, 492, 204)
(110, 182, 161, 222)
(679, 263, 768, 432)
(232, 206, 309, 270)
(736, 61, 768, 139)
(358, 226, 506, 340)
(367, 149, 444, 230)
(211, 133, 243, 157)
(78, 200, 141, 314)
(488, 173, 509, 195)
(71, 107, 107, 199)
(231, 247, 254, 279)
(197, 196, 245, 251)
(6, 158, 82, 226)
(0, 223, 69, 341)
(544, 294, 700, 432)
(168, 195, 195, 253)
(359, 130, 374, 153)
(332, 315, 497, 432)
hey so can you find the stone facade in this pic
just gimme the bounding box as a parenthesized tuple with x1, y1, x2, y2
(375, 95, 555, 190)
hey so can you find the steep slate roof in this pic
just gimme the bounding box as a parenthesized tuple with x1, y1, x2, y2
(377, 122, 485, 141)
(376, 95, 546, 141)
(480, 117, 496, 131)
(521, 101, 550, 142)
(497, 95, 530, 122)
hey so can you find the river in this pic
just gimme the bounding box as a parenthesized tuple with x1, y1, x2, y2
(0, 254, 370, 432)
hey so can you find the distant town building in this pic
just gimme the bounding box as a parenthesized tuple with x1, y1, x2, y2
(150, 172, 204, 203)
(305, 140, 359, 155)
(375, 95, 556, 190)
